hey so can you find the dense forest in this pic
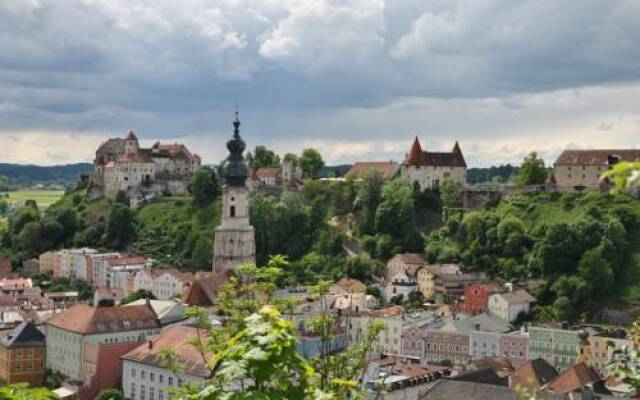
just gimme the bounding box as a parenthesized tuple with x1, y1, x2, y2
(0, 163, 92, 185)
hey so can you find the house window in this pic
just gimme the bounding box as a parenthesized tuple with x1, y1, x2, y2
(230, 206, 236, 218)
(168, 377, 174, 386)
(141, 385, 146, 400)
(141, 370, 146, 380)
(130, 383, 136, 399)
(159, 375, 164, 384)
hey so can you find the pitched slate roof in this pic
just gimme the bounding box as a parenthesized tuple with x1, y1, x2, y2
(554, 149, 640, 166)
(421, 380, 566, 400)
(0, 321, 45, 348)
(344, 162, 399, 180)
(509, 358, 558, 390)
(495, 289, 536, 305)
(447, 312, 511, 333)
(122, 325, 213, 378)
(451, 368, 508, 386)
(46, 303, 160, 334)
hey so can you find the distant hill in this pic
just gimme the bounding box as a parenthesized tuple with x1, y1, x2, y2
(0, 163, 92, 186)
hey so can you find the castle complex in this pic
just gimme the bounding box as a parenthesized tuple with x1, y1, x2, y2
(90, 131, 201, 203)
(212, 114, 256, 272)
(401, 136, 467, 190)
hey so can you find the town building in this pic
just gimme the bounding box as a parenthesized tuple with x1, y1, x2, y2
(528, 326, 586, 372)
(488, 288, 536, 323)
(21, 258, 40, 275)
(386, 253, 429, 282)
(344, 161, 399, 181)
(414, 263, 460, 300)
(133, 269, 206, 300)
(552, 149, 640, 189)
(45, 303, 161, 383)
(90, 131, 201, 202)
(88, 253, 127, 288)
(80, 341, 142, 400)
(0, 259, 12, 278)
(0, 321, 46, 387)
(348, 306, 406, 355)
(581, 333, 633, 375)
(182, 272, 231, 308)
(59, 248, 98, 281)
(39, 251, 62, 277)
(123, 299, 188, 326)
(545, 362, 609, 396)
(401, 137, 467, 190)
(422, 330, 471, 367)
(499, 332, 529, 367)
(94, 288, 125, 306)
(460, 283, 501, 316)
(212, 113, 256, 272)
(508, 358, 558, 390)
(384, 271, 418, 303)
(122, 325, 213, 400)
(329, 277, 367, 295)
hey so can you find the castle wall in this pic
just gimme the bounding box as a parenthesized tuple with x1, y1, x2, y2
(401, 165, 466, 190)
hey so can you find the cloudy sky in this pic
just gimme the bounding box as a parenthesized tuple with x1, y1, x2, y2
(2, 0, 640, 167)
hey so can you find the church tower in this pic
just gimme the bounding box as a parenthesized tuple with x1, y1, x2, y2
(212, 113, 256, 272)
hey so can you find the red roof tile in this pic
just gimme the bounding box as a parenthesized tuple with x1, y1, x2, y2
(555, 149, 640, 166)
(545, 362, 600, 394)
(344, 162, 399, 180)
(46, 304, 159, 334)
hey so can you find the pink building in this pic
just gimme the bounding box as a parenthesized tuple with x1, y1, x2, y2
(499, 333, 529, 367)
(402, 327, 425, 359)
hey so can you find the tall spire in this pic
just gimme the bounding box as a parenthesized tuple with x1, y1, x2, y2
(405, 136, 425, 165)
(452, 141, 462, 154)
(223, 112, 248, 186)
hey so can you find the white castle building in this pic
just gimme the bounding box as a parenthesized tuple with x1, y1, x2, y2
(401, 137, 467, 190)
(212, 114, 256, 272)
(90, 131, 201, 203)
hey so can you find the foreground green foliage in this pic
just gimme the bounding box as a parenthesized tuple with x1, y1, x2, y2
(0, 383, 54, 400)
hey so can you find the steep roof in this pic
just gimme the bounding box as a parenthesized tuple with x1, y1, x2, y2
(122, 325, 213, 378)
(545, 362, 602, 394)
(0, 321, 45, 348)
(554, 149, 640, 166)
(125, 131, 138, 141)
(509, 358, 558, 390)
(344, 162, 399, 180)
(404, 138, 467, 168)
(46, 303, 160, 334)
(334, 277, 367, 293)
(451, 368, 508, 386)
(182, 272, 230, 307)
(448, 312, 511, 333)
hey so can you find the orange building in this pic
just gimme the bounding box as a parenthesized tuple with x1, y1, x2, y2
(0, 321, 46, 386)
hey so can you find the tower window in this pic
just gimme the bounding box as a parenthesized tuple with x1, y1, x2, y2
(230, 206, 236, 217)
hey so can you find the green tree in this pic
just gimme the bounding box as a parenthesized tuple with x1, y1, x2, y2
(0, 383, 54, 400)
(577, 247, 614, 295)
(114, 191, 128, 206)
(283, 153, 298, 167)
(192, 236, 212, 271)
(17, 221, 44, 254)
(375, 179, 416, 241)
(440, 178, 463, 209)
(94, 388, 124, 400)
(298, 149, 325, 178)
(358, 170, 384, 235)
(105, 203, 136, 249)
(189, 166, 220, 207)
(247, 145, 281, 169)
(515, 151, 548, 185)
(121, 289, 157, 304)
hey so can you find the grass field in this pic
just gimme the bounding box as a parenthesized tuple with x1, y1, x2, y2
(1, 189, 65, 209)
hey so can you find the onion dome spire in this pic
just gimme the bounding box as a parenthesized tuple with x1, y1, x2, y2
(223, 111, 248, 186)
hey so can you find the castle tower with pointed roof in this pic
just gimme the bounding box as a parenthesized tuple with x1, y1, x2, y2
(212, 113, 256, 273)
(401, 137, 467, 190)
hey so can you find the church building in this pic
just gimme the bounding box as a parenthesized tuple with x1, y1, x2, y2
(401, 137, 467, 190)
(212, 113, 256, 273)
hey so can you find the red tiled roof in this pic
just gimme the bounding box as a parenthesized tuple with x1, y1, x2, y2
(0, 259, 12, 275)
(509, 359, 558, 390)
(122, 325, 213, 378)
(108, 257, 146, 266)
(46, 304, 159, 334)
(182, 272, 231, 306)
(255, 167, 280, 179)
(404, 138, 467, 168)
(335, 277, 367, 293)
(96, 288, 125, 297)
(344, 162, 399, 180)
(545, 362, 600, 394)
(555, 149, 640, 166)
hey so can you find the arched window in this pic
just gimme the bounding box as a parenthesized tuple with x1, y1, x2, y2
(230, 206, 236, 217)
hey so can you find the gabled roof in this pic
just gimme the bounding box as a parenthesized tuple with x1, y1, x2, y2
(554, 149, 640, 166)
(545, 362, 603, 394)
(182, 272, 230, 307)
(509, 358, 558, 390)
(122, 325, 213, 378)
(447, 312, 511, 333)
(344, 162, 399, 180)
(334, 277, 367, 293)
(255, 167, 281, 179)
(46, 303, 160, 334)
(0, 321, 45, 348)
(125, 131, 138, 141)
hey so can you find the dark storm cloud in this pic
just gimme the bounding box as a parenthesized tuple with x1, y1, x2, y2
(1, 0, 640, 165)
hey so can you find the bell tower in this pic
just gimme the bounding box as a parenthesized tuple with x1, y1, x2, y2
(212, 112, 256, 272)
